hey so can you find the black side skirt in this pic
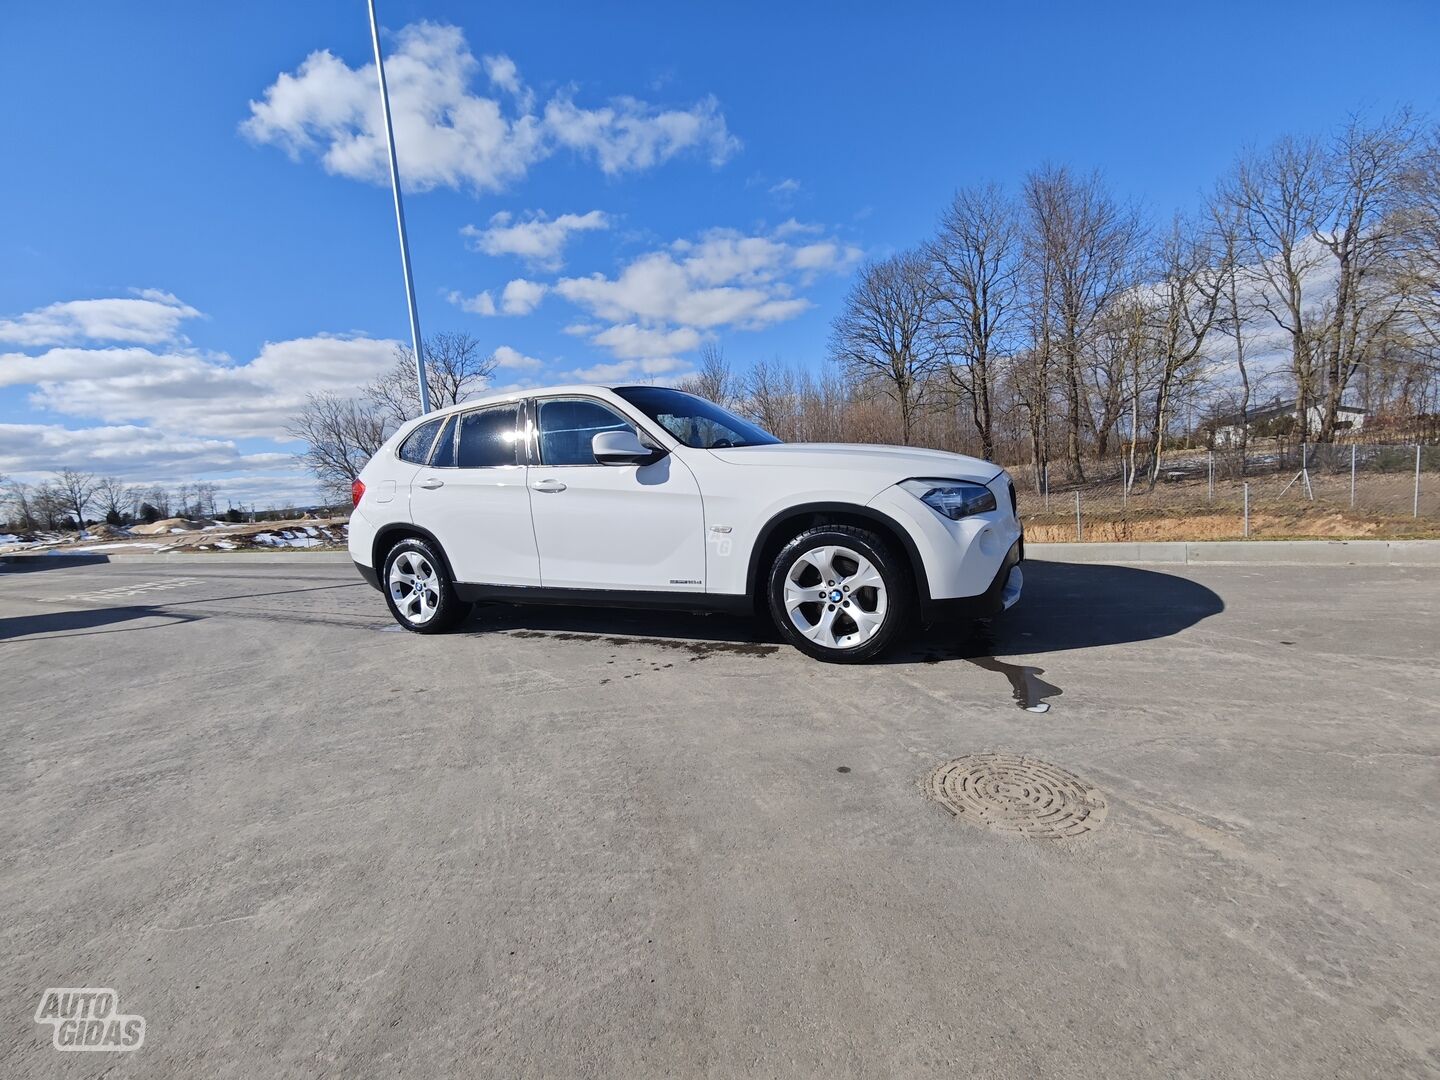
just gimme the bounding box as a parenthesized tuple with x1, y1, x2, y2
(454, 582, 754, 616)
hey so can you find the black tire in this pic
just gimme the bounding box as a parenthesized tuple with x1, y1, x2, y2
(381, 538, 470, 634)
(766, 525, 911, 662)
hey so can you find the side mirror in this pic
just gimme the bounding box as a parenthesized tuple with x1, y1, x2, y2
(593, 429, 662, 466)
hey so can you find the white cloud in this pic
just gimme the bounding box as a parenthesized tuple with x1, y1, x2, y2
(461, 209, 608, 269)
(769, 177, 801, 198)
(500, 278, 546, 315)
(0, 291, 201, 347)
(0, 334, 400, 439)
(544, 93, 739, 175)
(774, 218, 824, 238)
(492, 345, 545, 371)
(242, 22, 738, 194)
(446, 289, 497, 315)
(563, 357, 689, 383)
(555, 225, 856, 332)
(445, 279, 545, 317)
(0, 422, 288, 484)
(590, 323, 701, 359)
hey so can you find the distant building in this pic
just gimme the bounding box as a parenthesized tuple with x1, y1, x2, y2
(1211, 399, 1367, 446)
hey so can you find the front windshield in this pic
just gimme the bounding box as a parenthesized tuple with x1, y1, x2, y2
(613, 386, 782, 449)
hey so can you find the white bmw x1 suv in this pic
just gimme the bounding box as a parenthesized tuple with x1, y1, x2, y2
(349, 384, 1023, 662)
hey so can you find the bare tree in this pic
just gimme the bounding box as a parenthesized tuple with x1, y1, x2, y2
(32, 482, 68, 530)
(926, 183, 1021, 460)
(679, 342, 736, 407)
(1210, 193, 1257, 470)
(54, 468, 100, 531)
(743, 356, 798, 438)
(830, 251, 945, 444)
(1022, 165, 1143, 480)
(1396, 126, 1440, 344)
(1141, 218, 1223, 485)
(1312, 113, 1420, 439)
(287, 392, 390, 504)
(374, 331, 496, 426)
(1226, 136, 1329, 437)
(94, 476, 134, 524)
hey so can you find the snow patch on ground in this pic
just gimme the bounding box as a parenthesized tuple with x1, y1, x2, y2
(254, 532, 324, 549)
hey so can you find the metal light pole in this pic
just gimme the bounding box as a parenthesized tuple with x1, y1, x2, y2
(368, 0, 430, 411)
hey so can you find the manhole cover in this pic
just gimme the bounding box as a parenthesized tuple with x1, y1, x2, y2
(925, 753, 1107, 839)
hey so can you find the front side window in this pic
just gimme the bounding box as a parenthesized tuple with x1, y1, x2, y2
(537, 398, 636, 465)
(397, 418, 443, 464)
(456, 404, 520, 468)
(612, 386, 780, 448)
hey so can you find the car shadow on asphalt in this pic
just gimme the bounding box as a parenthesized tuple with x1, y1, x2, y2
(0, 604, 203, 642)
(465, 561, 1225, 673)
(0, 554, 112, 573)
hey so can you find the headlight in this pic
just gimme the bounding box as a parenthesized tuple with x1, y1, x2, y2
(899, 478, 997, 520)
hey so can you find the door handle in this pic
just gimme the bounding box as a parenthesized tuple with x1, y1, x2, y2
(530, 479, 567, 492)
(418, 477, 444, 489)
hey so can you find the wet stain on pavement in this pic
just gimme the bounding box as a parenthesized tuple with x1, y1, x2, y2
(506, 629, 779, 659)
(963, 655, 1061, 713)
(920, 621, 1062, 712)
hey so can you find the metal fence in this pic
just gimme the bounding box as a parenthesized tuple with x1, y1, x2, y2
(1012, 439, 1440, 542)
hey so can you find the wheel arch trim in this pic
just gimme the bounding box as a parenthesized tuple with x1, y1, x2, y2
(372, 523, 457, 584)
(744, 501, 932, 608)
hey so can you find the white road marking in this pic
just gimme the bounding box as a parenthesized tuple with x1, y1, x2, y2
(37, 578, 207, 605)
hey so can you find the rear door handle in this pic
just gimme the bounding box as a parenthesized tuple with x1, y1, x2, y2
(418, 477, 444, 489)
(531, 479, 567, 493)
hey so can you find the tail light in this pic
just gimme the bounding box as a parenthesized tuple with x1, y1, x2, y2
(351, 479, 365, 508)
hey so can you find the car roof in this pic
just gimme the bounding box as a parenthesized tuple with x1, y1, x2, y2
(411, 383, 618, 422)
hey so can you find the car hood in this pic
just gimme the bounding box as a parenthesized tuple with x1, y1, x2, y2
(705, 442, 1002, 484)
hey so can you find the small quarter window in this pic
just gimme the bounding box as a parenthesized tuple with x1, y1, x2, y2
(430, 416, 456, 468)
(397, 418, 443, 464)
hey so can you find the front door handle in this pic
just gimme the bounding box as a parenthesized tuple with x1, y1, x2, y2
(418, 477, 444, 490)
(531, 479, 567, 493)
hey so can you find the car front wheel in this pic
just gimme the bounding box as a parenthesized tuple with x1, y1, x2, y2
(766, 525, 909, 662)
(382, 538, 470, 634)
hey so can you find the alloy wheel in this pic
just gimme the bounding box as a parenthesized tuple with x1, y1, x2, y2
(388, 550, 441, 625)
(782, 544, 888, 651)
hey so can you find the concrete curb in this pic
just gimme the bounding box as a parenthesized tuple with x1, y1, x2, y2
(4, 539, 1440, 569)
(1029, 539, 1440, 566)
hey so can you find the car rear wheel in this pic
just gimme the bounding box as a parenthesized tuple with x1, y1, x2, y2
(766, 525, 910, 662)
(382, 538, 470, 634)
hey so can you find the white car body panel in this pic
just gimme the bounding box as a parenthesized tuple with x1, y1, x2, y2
(349, 384, 1022, 618)
(410, 462, 538, 585)
(527, 451, 705, 590)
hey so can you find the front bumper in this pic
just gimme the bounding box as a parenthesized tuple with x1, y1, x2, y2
(920, 538, 1023, 624)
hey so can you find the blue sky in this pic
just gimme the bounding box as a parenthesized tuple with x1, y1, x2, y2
(3, 0, 1438, 504)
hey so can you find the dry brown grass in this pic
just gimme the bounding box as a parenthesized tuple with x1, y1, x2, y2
(1023, 509, 1440, 543)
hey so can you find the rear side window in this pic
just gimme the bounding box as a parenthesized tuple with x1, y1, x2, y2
(537, 398, 636, 466)
(430, 416, 456, 468)
(397, 418, 443, 464)
(456, 405, 520, 468)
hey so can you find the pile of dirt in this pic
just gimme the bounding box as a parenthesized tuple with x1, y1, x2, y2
(129, 517, 216, 536)
(166, 518, 349, 551)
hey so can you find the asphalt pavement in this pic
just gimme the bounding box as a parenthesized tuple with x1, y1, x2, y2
(2, 556, 1437, 1077)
